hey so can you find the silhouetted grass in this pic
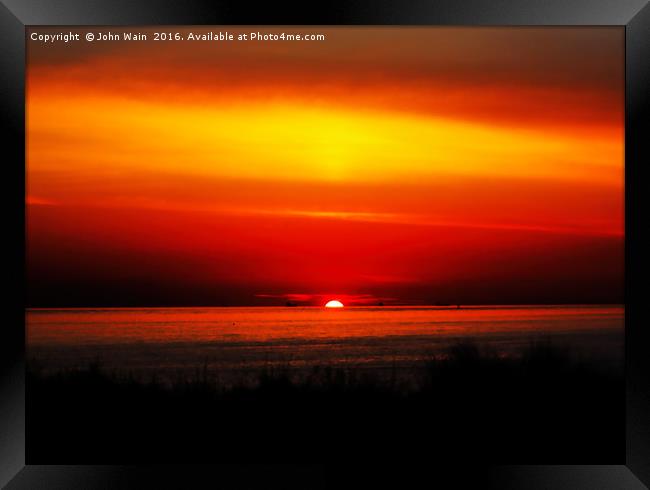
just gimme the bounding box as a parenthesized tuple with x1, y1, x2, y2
(26, 341, 623, 463)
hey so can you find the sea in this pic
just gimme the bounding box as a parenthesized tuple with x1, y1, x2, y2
(26, 305, 624, 386)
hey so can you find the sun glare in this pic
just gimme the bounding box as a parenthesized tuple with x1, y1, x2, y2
(325, 300, 344, 308)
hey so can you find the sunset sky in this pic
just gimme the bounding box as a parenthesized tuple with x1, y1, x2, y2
(26, 27, 624, 306)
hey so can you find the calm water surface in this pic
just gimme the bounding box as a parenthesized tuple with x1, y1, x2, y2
(27, 305, 624, 384)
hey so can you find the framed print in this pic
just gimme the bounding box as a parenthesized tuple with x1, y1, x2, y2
(1, 0, 649, 488)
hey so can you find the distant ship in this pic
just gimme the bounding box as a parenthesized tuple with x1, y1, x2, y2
(286, 301, 298, 307)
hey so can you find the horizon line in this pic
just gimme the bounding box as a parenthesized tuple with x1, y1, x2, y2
(25, 303, 625, 310)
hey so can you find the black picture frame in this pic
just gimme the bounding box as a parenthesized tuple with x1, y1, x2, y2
(1, 0, 648, 488)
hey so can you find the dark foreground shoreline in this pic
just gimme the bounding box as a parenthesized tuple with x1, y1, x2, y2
(27, 341, 624, 463)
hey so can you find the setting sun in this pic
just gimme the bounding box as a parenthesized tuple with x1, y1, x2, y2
(325, 300, 344, 308)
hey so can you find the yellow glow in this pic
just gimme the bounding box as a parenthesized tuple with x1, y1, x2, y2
(27, 93, 622, 189)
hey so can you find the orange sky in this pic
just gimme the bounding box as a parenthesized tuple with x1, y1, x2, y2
(26, 27, 624, 306)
